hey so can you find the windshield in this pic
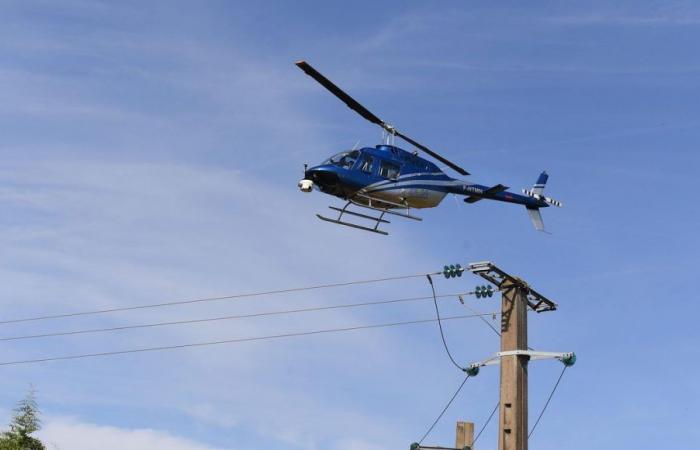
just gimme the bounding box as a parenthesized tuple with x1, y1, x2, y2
(323, 150, 359, 169)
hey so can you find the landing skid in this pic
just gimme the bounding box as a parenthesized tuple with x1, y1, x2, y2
(316, 195, 422, 235)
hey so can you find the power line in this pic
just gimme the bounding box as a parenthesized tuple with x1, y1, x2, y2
(459, 295, 501, 338)
(0, 271, 441, 326)
(458, 296, 538, 352)
(529, 365, 568, 438)
(0, 292, 480, 342)
(426, 274, 465, 371)
(473, 401, 499, 444)
(0, 312, 496, 368)
(417, 375, 471, 445)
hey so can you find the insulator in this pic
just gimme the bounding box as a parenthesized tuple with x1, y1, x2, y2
(466, 365, 480, 377)
(561, 353, 577, 367)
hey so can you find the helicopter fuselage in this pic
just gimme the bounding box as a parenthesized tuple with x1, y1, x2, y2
(302, 144, 545, 210)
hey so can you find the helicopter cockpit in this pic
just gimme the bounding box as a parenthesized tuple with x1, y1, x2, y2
(322, 150, 359, 170)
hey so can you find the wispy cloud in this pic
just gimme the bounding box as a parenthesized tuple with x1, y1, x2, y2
(545, 1, 700, 27)
(39, 417, 226, 450)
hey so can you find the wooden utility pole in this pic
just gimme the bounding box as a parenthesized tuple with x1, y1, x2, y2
(498, 280, 529, 450)
(455, 421, 474, 450)
(415, 262, 562, 450)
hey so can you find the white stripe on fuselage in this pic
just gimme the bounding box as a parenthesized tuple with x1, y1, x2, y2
(365, 179, 468, 193)
(362, 172, 447, 191)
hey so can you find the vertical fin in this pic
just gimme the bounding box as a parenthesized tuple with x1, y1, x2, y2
(532, 171, 548, 195)
(527, 207, 545, 231)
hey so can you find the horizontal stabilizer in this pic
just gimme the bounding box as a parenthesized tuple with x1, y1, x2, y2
(464, 183, 509, 203)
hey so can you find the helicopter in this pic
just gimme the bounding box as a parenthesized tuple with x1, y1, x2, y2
(296, 60, 562, 235)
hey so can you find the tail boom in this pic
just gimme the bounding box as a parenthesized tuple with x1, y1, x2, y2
(450, 170, 562, 231)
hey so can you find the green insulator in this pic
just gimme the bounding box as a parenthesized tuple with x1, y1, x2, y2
(475, 286, 482, 298)
(449, 264, 457, 277)
(455, 263, 463, 277)
(486, 285, 494, 297)
(410, 442, 420, 450)
(562, 353, 577, 367)
(443, 265, 451, 279)
(466, 365, 480, 377)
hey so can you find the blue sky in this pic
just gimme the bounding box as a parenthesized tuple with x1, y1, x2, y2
(0, 1, 698, 449)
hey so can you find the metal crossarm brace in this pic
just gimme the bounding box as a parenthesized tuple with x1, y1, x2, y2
(466, 261, 557, 312)
(468, 351, 576, 371)
(413, 446, 469, 450)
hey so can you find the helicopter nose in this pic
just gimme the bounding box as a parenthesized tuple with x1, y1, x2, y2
(305, 167, 339, 187)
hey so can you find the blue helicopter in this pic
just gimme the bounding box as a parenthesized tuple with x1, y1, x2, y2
(296, 61, 562, 235)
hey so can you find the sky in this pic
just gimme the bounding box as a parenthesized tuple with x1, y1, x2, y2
(0, 1, 698, 449)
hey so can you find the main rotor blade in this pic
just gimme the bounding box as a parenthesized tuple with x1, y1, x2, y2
(295, 60, 386, 128)
(395, 131, 470, 176)
(296, 60, 470, 176)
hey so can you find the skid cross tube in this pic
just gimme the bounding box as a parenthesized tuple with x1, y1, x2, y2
(315, 191, 424, 235)
(328, 206, 391, 224)
(317, 200, 389, 235)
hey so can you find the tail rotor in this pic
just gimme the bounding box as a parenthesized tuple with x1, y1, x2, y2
(521, 171, 562, 231)
(522, 172, 563, 208)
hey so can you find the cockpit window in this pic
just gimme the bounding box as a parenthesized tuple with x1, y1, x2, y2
(323, 150, 359, 169)
(360, 155, 373, 174)
(379, 161, 400, 179)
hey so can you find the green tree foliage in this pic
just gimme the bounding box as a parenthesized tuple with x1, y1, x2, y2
(0, 389, 45, 450)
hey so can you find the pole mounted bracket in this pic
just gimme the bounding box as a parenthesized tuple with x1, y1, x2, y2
(465, 351, 576, 376)
(410, 445, 471, 450)
(466, 261, 557, 312)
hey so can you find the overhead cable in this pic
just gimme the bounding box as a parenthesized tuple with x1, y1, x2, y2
(416, 375, 471, 445)
(427, 274, 465, 371)
(0, 292, 479, 342)
(473, 401, 499, 444)
(529, 365, 568, 438)
(0, 271, 441, 326)
(459, 294, 501, 338)
(0, 312, 495, 368)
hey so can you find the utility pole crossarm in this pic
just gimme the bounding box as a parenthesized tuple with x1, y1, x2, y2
(467, 351, 577, 373)
(467, 261, 557, 312)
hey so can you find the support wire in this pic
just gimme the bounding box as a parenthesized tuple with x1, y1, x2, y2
(473, 401, 499, 444)
(417, 375, 471, 445)
(529, 365, 568, 438)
